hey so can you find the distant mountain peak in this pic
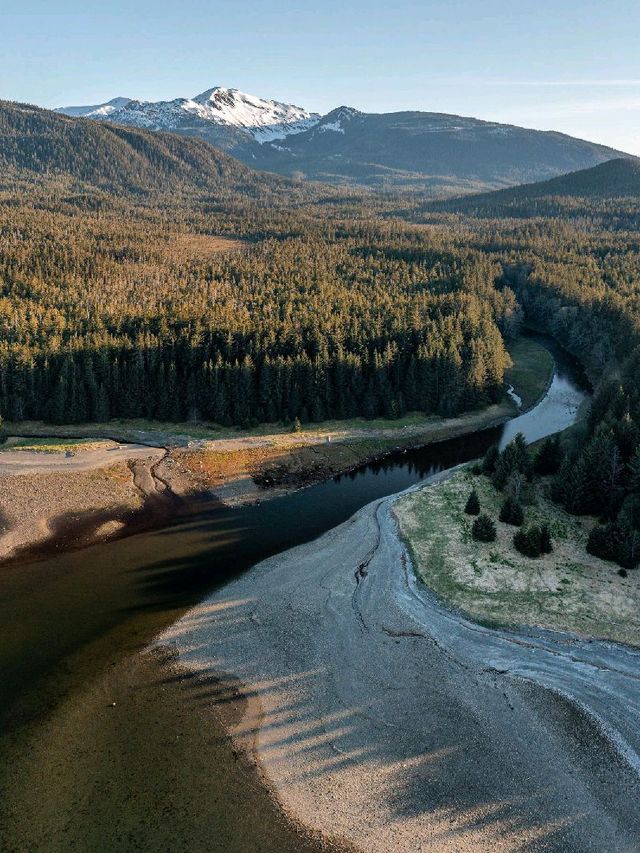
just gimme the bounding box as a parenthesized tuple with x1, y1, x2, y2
(55, 96, 131, 118)
(187, 86, 320, 141)
(54, 86, 627, 194)
(329, 105, 361, 118)
(57, 85, 320, 144)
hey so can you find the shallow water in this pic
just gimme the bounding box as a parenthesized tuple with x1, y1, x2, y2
(0, 332, 589, 850)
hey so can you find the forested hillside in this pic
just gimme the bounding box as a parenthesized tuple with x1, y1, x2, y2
(3, 102, 640, 568)
(437, 189, 640, 570)
(0, 101, 521, 428)
(0, 206, 517, 425)
(428, 157, 640, 223)
(0, 99, 296, 198)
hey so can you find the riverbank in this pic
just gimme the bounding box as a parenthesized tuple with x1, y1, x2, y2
(0, 334, 592, 851)
(395, 468, 640, 647)
(159, 477, 640, 852)
(0, 335, 555, 561)
(0, 406, 512, 562)
(0, 440, 202, 563)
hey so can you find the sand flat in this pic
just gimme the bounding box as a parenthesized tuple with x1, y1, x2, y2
(159, 473, 640, 852)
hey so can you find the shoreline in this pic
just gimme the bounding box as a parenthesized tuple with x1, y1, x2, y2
(0, 334, 597, 850)
(0, 331, 559, 565)
(158, 475, 640, 852)
(0, 401, 517, 565)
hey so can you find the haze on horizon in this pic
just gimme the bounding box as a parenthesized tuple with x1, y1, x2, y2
(3, 0, 640, 156)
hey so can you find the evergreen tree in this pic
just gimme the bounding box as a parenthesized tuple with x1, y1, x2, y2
(499, 496, 524, 526)
(540, 523, 553, 554)
(493, 433, 531, 490)
(472, 513, 497, 542)
(464, 489, 480, 516)
(95, 383, 111, 422)
(514, 523, 552, 558)
(482, 444, 499, 475)
(534, 435, 562, 475)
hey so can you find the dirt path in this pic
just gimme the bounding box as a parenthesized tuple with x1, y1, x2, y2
(0, 443, 164, 474)
(159, 472, 640, 852)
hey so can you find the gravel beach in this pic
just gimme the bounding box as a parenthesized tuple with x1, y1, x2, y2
(160, 473, 640, 852)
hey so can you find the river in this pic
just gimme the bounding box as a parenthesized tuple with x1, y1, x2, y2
(0, 333, 589, 851)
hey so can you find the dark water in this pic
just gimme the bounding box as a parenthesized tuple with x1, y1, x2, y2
(0, 334, 588, 718)
(0, 333, 590, 851)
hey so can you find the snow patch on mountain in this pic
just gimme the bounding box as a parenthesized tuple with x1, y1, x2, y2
(56, 97, 132, 118)
(56, 87, 320, 144)
(318, 120, 345, 134)
(314, 106, 361, 135)
(189, 87, 319, 142)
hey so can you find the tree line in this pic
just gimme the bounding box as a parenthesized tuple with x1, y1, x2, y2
(0, 204, 517, 426)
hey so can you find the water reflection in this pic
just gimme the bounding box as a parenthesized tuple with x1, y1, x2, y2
(0, 333, 591, 711)
(332, 334, 587, 502)
(499, 369, 586, 450)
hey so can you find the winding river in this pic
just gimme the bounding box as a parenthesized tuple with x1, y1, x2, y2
(0, 334, 593, 851)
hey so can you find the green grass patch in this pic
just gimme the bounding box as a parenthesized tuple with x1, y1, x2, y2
(505, 336, 554, 410)
(1, 437, 111, 454)
(395, 468, 640, 647)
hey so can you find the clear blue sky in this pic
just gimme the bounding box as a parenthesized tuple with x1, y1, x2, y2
(3, 0, 640, 153)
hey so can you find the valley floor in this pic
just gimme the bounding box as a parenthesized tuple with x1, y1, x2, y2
(0, 335, 550, 564)
(0, 402, 515, 563)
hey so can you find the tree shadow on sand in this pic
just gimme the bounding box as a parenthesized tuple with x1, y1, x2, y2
(139, 563, 640, 853)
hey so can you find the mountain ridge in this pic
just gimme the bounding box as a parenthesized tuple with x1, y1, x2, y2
(57, 86, 320, 146)
(428, 157, 640, 217)
(0, 99, 296, 199)
(55, 85, 629, 195)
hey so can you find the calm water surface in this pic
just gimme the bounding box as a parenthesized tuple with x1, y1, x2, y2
(0, 333, 589, 717)
(0, 333, 590, 851)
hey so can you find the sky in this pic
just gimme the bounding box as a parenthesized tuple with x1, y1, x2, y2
(3, 0, 640, 154)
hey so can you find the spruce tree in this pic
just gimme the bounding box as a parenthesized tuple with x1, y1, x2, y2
(472, 514, 497, 542)
(482, 444, 499, 475)
(465, 489, 480, 515)
(499, 496, 524, 526)
(534, 435, 562, 475)
(493, 433, 532, 490)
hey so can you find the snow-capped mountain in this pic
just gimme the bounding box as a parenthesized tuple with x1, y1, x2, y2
(56, 87, 319, 145)
(57, 96, 132, 118)
(188, 87, 319, 142)
(56, 86, 628, 195)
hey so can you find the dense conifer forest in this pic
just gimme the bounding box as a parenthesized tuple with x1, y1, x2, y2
(0, 205, 517, 425)
(2, 101, 640, 566)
